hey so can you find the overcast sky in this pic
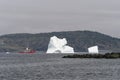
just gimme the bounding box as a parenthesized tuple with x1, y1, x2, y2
(0, 0, 120, 38)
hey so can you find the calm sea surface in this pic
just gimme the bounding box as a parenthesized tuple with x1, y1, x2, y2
(0, 53, 120, 80)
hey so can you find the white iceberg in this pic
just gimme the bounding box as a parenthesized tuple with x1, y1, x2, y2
(88, 46, 99, 54)
(46, 36, 74, 53)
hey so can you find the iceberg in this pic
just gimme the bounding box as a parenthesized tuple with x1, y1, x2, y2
(46, 36, 74, 53)
(88, 46, 99, 54)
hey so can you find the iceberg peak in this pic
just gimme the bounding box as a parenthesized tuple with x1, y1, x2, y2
(46, 36, 74, 53)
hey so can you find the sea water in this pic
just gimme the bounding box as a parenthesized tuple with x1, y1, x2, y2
(0, 53, 120, 80)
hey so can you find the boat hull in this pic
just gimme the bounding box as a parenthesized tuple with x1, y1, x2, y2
(19, 50, 36, 54)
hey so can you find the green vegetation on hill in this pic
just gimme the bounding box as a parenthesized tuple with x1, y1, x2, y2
(0, 30, 120, 52)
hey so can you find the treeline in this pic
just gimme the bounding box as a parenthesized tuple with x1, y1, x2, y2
(0, 30, 120, 52)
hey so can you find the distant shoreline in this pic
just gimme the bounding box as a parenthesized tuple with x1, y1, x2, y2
(62, 53, 120, 59)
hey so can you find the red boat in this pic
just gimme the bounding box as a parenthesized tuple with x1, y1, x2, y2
(19, 48, 36, 54)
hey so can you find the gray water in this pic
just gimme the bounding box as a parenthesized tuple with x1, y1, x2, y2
(0, 53, 120, 80)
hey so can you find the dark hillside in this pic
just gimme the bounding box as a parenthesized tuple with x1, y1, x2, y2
(0, 31, 120, 52)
